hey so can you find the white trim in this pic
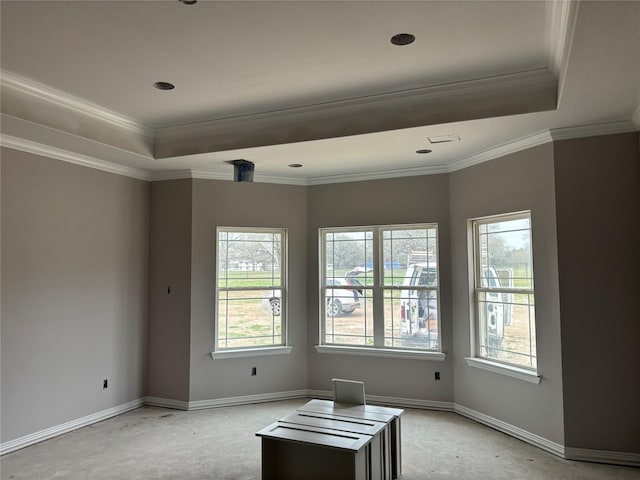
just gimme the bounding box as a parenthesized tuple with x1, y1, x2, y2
(564, 447, 640, 467)
(4, 391, 637, 467)
(315, 345, 446, 361)
(455, 403, 565, 458)
(147, 168, 309, 185)
(306, 164, 448, 186)
(441, 120, 636, 175)
(144, 396, 190, 410)
(157, 69, 555, 140)
(192, 168, 308, 186)
(307, 389, 455, 412)
(448, 131, 553, 172)
(3, 119, 635, 186)
(154, 163, 448, 186)
(1, 70, 154, 138)
(187, 389, 308, 410)
(306, 389, 334, 400)
(548, 0, 580, 104)
(465, 357, 541, 384)
(210, 346, 293, 359)
(0, 133, 150, 181)
(147, 169, 194, 182)
(367, 394, 454, 412)
(0, 398, 145, 456)
(549, 120, 637, 141)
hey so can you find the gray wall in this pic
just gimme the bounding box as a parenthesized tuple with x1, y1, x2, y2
(147, 180, 192, 401)
(2, 133, 639, 456)
(306, 175, 454, 401)
(1, 148, 149, 442)
(449, 143, 565, 445)
(554, 132, 640, 454)
(188, 179, 308, 400)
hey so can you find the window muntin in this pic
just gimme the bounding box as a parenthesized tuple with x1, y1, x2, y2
(216, 228, 286, 350)
(321, 224, 440, 351)
(472, 212, 536, 369)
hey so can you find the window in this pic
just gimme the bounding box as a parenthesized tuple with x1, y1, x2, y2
(216, 228, 286, 351)
(320, 224, 440, 352)
(471, 212, 536, 370)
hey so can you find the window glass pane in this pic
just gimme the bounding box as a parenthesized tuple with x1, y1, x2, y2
(477, 291, 536, 369)
(217, 289, 282, 349)
(383, 289, 439, 349)
(216, 228, 285, 351)
(324, 288, 373, 346)
(477, 218, 532, 290)
(474, 212, 536, 369)
(383, 227, 438, 286)
(322, 224, 439, 352)
(324, 230, 373, 286)
(218, 231, 283, 288)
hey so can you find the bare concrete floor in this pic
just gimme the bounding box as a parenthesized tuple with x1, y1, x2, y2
(1, 399, 638, 480)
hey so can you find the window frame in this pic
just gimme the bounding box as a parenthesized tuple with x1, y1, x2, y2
(317, 223, 445, 360)
(468, 211, 539, 379)
(213, 226, 290, 358)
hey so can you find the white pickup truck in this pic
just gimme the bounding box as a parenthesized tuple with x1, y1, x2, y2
(399, 262, 439, 346)
(481, 266, 513, 356)
(399, 252, 512, 353)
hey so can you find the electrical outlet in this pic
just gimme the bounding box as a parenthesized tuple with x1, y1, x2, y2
(103, 379, 108, 389)
(435, 372, 440, 381)
(251, 367, 257, 376)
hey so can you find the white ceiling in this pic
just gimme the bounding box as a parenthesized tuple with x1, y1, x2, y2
(1, 0, 639, 184)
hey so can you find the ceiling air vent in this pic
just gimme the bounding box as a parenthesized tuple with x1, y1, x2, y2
(428, 134, 460, 144)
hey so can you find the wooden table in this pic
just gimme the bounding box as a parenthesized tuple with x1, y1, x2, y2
(256, 399, 403, 480)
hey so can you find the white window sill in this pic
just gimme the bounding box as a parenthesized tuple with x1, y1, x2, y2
(465, 357, 541, 384)
(210, 346, 292, 359)
(315, 345, 446, 361)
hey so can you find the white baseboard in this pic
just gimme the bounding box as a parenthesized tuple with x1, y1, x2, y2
(3, 392, 637, 469)
(186, 389, 309, 410)
(455, 403, 565, 458)
(145, 396, 190, 410)
(307, 389, 456, 412)
(146, 390, 309, 411)
(0, 398, 145, 456)
(565, 447, 640, 467)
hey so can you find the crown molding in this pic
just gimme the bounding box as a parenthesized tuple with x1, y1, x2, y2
(156, 69, 556, 140)
(192, 169, 308, 185)
(147, 169, 195, 182)
(306, 163, 448, 186)
(147, 168, 308, 185)
(447, 119, 637, 174)
(548, 120, 637, 141)
(549, 0, 580, 104)
(0, 134, 150, 181)
(1, 70, 155, 138)
(448, 131, 553, 173)
(3, 120, 634, 186)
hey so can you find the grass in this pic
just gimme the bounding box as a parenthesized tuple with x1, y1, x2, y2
(219, 271, 282, 288)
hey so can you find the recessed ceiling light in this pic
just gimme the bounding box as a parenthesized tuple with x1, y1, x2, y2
(416, 149, 432, 154)
(391, 33, 415, 46)
(288, 163, 303, 168)
(178, 0, 197, 5)
(153, 81, 175, 91)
